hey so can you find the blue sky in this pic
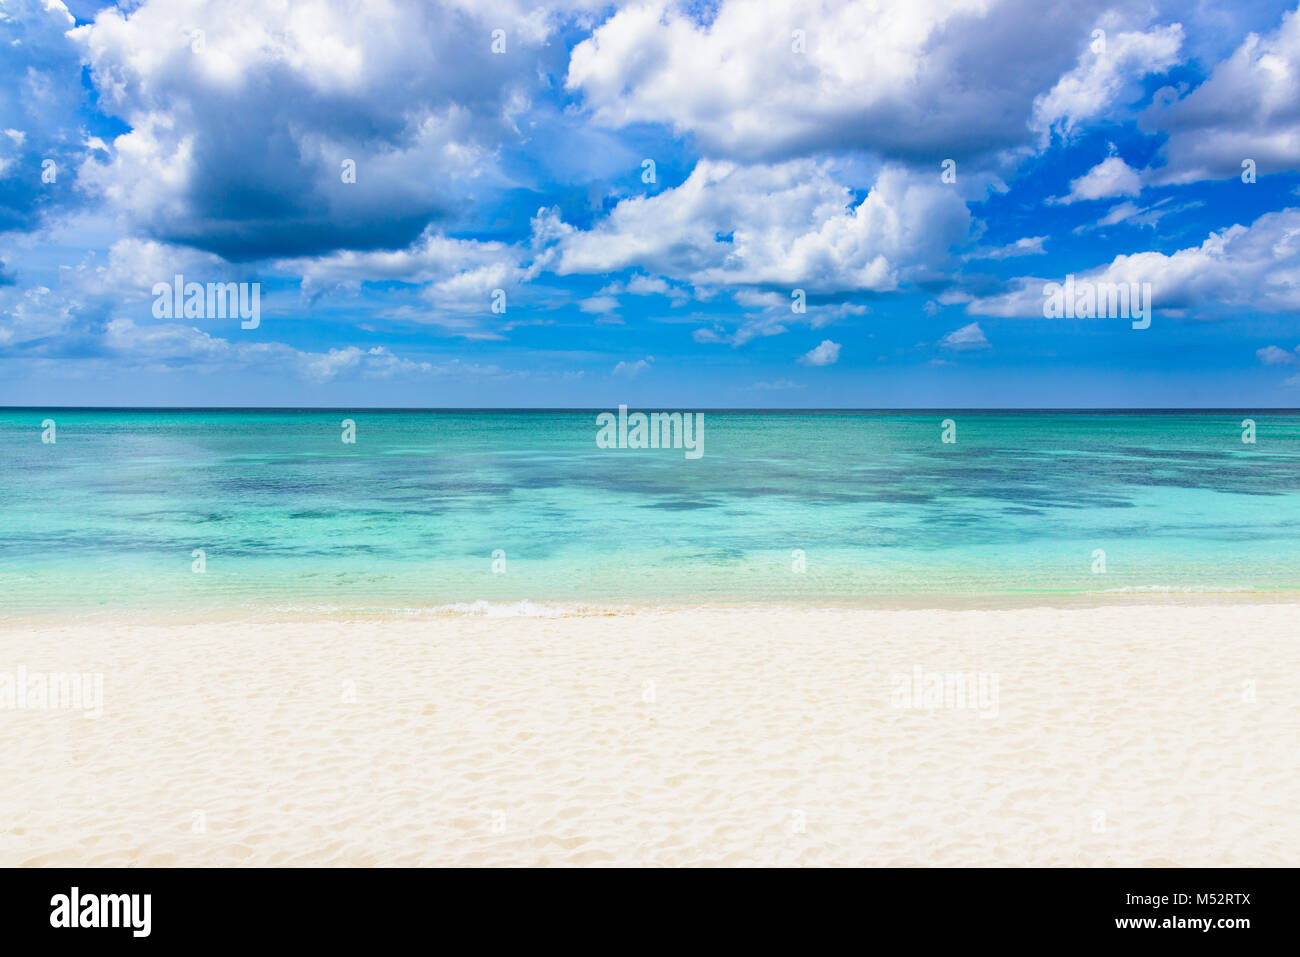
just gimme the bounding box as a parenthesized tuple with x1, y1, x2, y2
(2, 0, 1300, 407)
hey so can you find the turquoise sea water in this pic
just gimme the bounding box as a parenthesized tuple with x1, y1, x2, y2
(2, 409, 1299, 618)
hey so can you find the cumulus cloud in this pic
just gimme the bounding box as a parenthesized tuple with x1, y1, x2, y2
(963, 207, 1300, 319)
(275, 226, 541, 338)
(798, 339, 840, 366)
(285, 229, 524, 297)
(1144, 8, 1300, 183)
(1055, 155, 1144, 203)
(103, 317, 252, 363)
(612, 355, 653, 377)
(568, 0, 1150, 164)
(0, 284, 78, 348)
(596, 274, 690, 303)
(0, 237, 467, 382)
(301, 345, 436, 382)
(69, 0, 587, 259)
(0, 0, 94, 232)
(1257, 344, 1300, 365)
(0, 235, 256, 352)
(546, 160, 971, 293)
(1031, 23, 1184, 144)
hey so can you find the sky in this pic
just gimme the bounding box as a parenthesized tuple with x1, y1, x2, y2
(2, 0, 1300, 408)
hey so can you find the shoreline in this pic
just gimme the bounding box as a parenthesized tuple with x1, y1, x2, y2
(4, 588, 1299, 627)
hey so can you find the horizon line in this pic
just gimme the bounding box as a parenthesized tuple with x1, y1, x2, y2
(3, 406, 1298, 413)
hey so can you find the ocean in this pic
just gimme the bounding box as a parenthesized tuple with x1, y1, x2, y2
(2, 409, 1299, 617)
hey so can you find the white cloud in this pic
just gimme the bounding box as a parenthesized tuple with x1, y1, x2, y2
(301, 345, 435, 382)
(1077, 197, 1204, 232)
(967, 236, 1047, 260)
(0, 236, 261, 351)
(286, 230, 523, 297)
(1055, 155, 1143, 203)
(568, 0, 1143, 164)
(596, 274, 690, 303)
(964, 207, 1300, 319)
(798, 339, 840, 366)
(612, 355, 653, 377)
(578, 295, 619, 314)
(100, 317, 501, 382)
(104, 317, 248, 363)
(69, 0, 591, 258)
(1144, 8, 1300, 183)
(0, 0, 94, 230)
(0, 284, 76, 348)
(547, 161, 971, 294)
(280, 227, 536, 338)
(940, 321, 990, 349)
(1257, 344, 1300, 365)
(1032, 23, 1184, 144)
(689, 298, 864, 349)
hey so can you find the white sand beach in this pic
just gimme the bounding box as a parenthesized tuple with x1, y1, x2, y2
(2, 602, 1296, 867)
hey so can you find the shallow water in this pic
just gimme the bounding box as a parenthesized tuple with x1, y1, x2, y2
(3, 409, 1299, 617)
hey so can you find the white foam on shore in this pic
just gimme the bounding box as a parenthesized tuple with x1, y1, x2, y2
(1096, 584, 1258, 594)
(416, 600, 634, 618)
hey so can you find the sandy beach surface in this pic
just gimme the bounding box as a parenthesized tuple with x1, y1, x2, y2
(2, 602, 1296, 867)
